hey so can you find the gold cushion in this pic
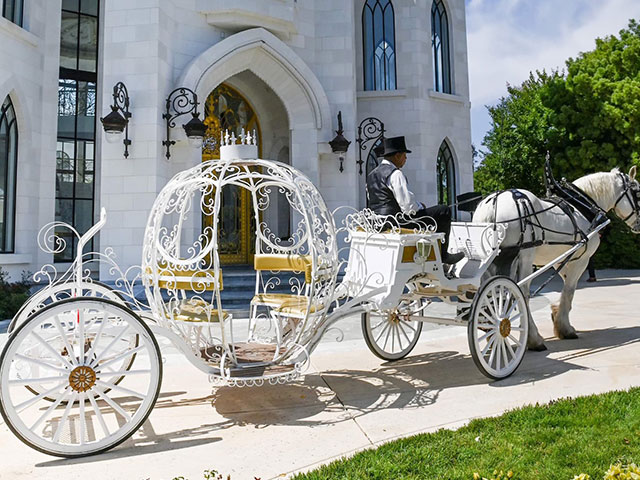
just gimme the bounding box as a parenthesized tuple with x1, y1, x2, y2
(173, 299, 229, 323)
(254, 254, 312, 283)
(275, 297, 323, 316)
(251, 293, 304, 307)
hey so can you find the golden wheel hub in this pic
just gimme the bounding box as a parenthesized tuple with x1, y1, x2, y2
(499, 318, 511, 338)
(69, 366, 97, 393)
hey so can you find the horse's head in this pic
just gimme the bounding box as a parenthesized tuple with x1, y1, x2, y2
(613, 166, 640, 233)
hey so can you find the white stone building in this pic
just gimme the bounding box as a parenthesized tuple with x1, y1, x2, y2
(0, 0, 472, 280)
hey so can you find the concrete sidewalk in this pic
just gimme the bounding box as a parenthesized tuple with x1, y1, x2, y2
(1, 270, 640, 480)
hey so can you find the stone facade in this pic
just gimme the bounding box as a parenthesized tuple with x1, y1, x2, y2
(0, 0, 472, 280)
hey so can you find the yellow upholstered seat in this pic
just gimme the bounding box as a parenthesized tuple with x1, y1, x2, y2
(252, 293, 303, 307)
(173, 298, 229, 323)
(274, 296, 323, 317)
(253, 254, 312, 283)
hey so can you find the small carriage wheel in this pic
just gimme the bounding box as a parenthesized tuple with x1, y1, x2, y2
(362, 304, 423, 361)
(9, 283, 137, 401)
(0, 297, 162, 457)
(467, 276, 529, 380)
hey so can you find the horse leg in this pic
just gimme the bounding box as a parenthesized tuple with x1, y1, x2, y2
(551, 259, 588, 339)
(517, 251, 547, 351)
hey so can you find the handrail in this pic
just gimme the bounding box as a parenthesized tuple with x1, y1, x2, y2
(74, 208, 107, 287)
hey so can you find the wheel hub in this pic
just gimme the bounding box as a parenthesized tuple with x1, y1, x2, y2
(68, 366, 97, 392)
(499, 318, 511, 338)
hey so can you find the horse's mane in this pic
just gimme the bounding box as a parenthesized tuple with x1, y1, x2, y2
(572, 168, 620, 211)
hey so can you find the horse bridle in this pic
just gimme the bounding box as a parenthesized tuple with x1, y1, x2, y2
(613, 172, 640, 232)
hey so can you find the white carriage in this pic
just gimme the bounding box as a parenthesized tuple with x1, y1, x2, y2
(0, 135, 530, 458)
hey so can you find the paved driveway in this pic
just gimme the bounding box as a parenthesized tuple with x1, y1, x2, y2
(1, 270, 640, 480)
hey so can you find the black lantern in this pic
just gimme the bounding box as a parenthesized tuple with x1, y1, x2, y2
(329, 111, 351, 172)
(162, 87, 206, 159)
(100, 82, 132, 158)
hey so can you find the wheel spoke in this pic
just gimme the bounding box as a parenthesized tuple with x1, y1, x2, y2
(79, 392, 86, 446)
(501, 339, 509, 366)
(53, 392, 76, 443)
(85, 312, 107, 361)
(78, 309, 85, 366)
(398, 322, 413, 346)
(86, 390, 110, 438)
(53, 315, 76, 367)
(508, 333, 522, 346)
(9, 375, 67, 386)
(90, 325, 131, 368)
(374, 320, 391, 343)
(95, 344, 145, 372)
(382, 321, 393, 351)
(488, 337, 497, 367)
(98, 369, 151, 377)
(95, 380, 146, 400)
(495, 337, 502, 371)
(482, 333, 497, 357)
(15, 381, 67, 413)
(503, 295, 519, 319)
(29, 331, 74, 370)
(13, 353, 68, 373)
(30, 388, 71, 432)
(93, 388, 132, 422)
(505, 337, 517, 359)
(477, 329, 493, 344)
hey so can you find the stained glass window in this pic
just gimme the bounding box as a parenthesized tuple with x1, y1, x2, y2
(436, 140, 456, 214)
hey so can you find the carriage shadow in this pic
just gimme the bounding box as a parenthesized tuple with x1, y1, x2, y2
(36, 327, 640, 466)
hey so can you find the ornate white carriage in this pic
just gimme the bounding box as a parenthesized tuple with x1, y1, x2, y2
(0, 134, 531, 457)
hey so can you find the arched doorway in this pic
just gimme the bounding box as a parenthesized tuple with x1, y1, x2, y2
(202, 83, 261, 264)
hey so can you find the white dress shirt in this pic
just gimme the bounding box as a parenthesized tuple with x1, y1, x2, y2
(381, 159, 423, 214)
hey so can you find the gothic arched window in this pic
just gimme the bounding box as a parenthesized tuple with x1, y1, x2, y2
(436, 140, 455, 213)
(431, 0, 451, 93)
(363, 0, 397, 91)
(0, 96, 18, 253)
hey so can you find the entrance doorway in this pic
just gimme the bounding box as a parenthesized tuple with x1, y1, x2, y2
(202, 83, 261, 265)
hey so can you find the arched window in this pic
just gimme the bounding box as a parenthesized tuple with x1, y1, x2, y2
(363, 0, 397, 91)
(431, 0, 451, 93)
(436, 141, 455, 213)
(0, 96, 18, 253)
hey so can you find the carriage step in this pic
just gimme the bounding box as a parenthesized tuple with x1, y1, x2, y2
(228, 363, 296, 379)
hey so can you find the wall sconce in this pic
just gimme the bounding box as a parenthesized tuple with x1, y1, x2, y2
(162, 87, 207, 159)
(100, 81, 131, 158)
(329, 111, 351, 172)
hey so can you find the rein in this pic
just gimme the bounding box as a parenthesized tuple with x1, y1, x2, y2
(613, 172, 640, 222)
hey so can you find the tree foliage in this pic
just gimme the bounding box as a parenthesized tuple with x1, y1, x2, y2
(474, 20, 640, 268)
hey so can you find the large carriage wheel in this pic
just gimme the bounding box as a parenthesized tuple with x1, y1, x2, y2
(468, 276, 529, 379)
(0, 297, 162, 457)
(10, 283, 136, 400)
(362, 301, 423, 361)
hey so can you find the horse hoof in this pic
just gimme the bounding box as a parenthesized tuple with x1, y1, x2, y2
(528, 343, 548, 352)
(561, 331, 579, 340)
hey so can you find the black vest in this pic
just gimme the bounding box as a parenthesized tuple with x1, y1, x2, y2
(366, 162, 402, 216)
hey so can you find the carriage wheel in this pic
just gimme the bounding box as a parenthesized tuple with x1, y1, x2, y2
(468, 276, 529, 379)
(10, 283, 136, 401)
(362, 302, 423, 361)
(0, 297, 162, 457)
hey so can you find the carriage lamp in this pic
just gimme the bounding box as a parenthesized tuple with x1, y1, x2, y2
(162, 87, 207, 159)
(100, 82, 132, 158)
(329, 111, 351, 172)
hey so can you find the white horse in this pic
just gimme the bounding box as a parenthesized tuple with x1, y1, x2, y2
(473, 166, 640, 350)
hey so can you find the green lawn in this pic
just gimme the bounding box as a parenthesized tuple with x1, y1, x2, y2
(293, 388, 640, 480)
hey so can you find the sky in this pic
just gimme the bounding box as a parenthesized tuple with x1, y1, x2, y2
(466, 0, 640, 152)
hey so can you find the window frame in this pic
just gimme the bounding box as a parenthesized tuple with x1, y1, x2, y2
(55, 0, 100, 262)
(436, 140, 456, 216)
(362, 0, 397, 91)
(2, 0, 24, 27)
(431, 0, 452, 94)
(0, 96, 18, 254)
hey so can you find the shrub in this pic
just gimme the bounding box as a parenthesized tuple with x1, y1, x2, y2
(0, 268, 31, 320)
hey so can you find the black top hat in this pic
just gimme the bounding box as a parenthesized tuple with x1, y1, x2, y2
(382, 136, 412, 157)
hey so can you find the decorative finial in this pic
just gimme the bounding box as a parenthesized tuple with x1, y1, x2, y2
(240, 128, 246, 144)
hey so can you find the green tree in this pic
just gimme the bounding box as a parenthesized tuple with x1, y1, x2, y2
(475, 20, 640, 268)
(474, 71, 559, 196)
(544, 19, 640, 179)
